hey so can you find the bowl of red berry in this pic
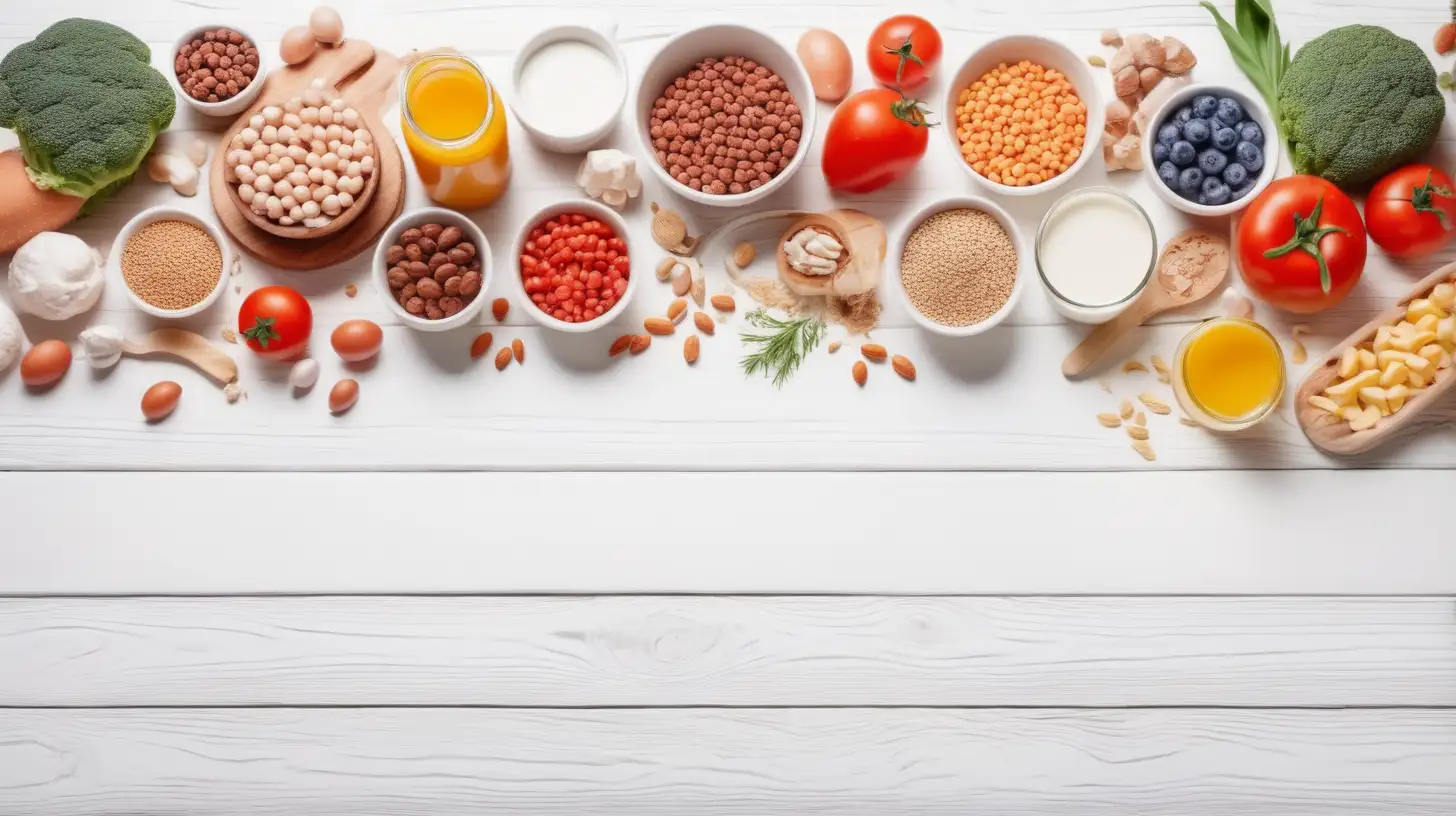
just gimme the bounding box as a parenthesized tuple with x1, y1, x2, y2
(511, 199, 636, 332)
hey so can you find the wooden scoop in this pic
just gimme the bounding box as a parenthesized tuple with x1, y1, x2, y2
(122, 329, 239, 385)
(1062, 229, 1229, 379)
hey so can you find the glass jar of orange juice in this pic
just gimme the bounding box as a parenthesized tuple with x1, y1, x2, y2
(401, 55, 511, 210)
(1173, 317, 1285, 431)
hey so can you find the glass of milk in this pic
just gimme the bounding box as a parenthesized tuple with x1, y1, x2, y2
(1034, 187, 1157, 324)
(510, 25, 627, 153)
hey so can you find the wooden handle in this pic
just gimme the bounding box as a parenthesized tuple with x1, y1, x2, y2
(1061, 298, 1159, 379)
(122, 329, 239, 385)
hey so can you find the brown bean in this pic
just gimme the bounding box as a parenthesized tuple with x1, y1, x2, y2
(433, 263, 459, 284)
(416, 278, 442, 299)
(421, 223, 443, 240)
(437, 225, 463, 250)
(407, 261, 430, 279)
(399, 228, 423, 244)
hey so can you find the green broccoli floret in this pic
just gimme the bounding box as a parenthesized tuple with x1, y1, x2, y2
(0, 18, 175, 212)
(1278, 25, 1444, 189)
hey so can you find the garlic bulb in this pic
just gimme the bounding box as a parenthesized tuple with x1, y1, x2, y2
(782, 227, 842, 276)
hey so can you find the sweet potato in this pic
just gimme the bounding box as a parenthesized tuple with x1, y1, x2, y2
(0, 150, 83, 253)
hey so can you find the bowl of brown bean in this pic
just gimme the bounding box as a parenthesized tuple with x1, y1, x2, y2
(891, 196, 1027, 338)
(170, 25, 268, 119)
(112, 207, 231, 319)
(634, 24, 816, 208)
(373, 208, 492, 332)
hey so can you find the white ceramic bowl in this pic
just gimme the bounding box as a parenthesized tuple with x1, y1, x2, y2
(373, 208, 493, 333)
(892, 196, 1027, 337)
(1140, 83, 1278, 216)
(511, 25, 628, 153)
(509, 198, 638, 333)
(633, 24, 816, 208)
(942, 35, 1104, 198)
(169, 24, 269, 119)
(112, 207, 231, 319)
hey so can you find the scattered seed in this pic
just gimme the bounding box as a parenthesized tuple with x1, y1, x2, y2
(667, 298, 688, 324)
(693, 312, 715, 335)
(224, 381, 243, 403)
(470, 332, 494, 359)
(1097, 413, 1122, 428)
(1131, 439, 1156, 461)
(1138, 392, 1171, 415)
(494, 348, 513, 370)
(1087, 55, 1107, 67)
(1290, 325, 1310, 365)
(852, 360, 867, 386)
(344, 284, 357, 298)
(683, 335, 700, 364)
(1126, 425, 1149, 440)
(1121, 359, 1148, 374)
(828, 341, 841, 354)
(1179, 415, 1201, 427)
(220, 327, 237, 344)
(1120, 398, 1134, 420)
(1098, 380, 1112, 393)
(609, 335, 633, 357)
(1134, 412, 1146, 426)
(1151, 354, 1170, 383)
(511, 338, 524, 363)
(630, 334, 651, 355)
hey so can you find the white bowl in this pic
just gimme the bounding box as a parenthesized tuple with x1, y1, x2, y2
(633, 24, 816, 208)
(169, 24, 269, 119)
(892, 196, 1027, 337)
(509, 198, 639, 333)
(511, 25, 628, 153)
(1140, 83, 1278, 216)
(942, 35, 1104, 198)
(112, 207, 231, 319)
(373, 208, 493, 333)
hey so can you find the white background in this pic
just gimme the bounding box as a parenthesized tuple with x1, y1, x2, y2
(2, 0, 1455, 812)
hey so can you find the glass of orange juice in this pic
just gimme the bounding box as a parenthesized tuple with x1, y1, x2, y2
(1173, 317, 1285, 431)
(401, 54, 511, 210)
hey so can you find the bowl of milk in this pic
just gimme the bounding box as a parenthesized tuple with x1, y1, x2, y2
(1034, 187, 1157, 324)
(511, 25, 628, 153)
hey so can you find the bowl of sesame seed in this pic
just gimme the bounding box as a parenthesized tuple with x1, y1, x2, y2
(113, 207, 231, 319)
(893, 196, 1025, 338)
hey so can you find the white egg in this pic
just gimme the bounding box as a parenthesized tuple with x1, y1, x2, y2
(288, 358, 321, 390)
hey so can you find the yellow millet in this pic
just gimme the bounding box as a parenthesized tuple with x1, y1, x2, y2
(121, 220, 222, 311)
(900, 209, 1017, 327)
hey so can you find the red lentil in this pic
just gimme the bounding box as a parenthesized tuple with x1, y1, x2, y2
(519, 214, 629, 324)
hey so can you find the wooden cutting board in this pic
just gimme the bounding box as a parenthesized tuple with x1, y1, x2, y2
(208, 39, 404, 270)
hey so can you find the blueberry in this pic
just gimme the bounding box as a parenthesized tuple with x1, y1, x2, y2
(1173, 105, 1194, 124)
(1191, 94, 1218, 119)
(1170, 140, 1196, 167)
(1202, 181, 1232, 206)
(1236, 141, 1264, 173)
(1197, 148, 1228, 176)
(1237, 121, 1264, 146)
(1212, 126, 1238, 151)
(1157, 122, 1181, 146)
(1177, 166, 1204, 196)
(1222, 162, 1249, 188)
(1158, 161, 1180, 189)
(1215, 97, 1245, 127)
(1231, 179, 1258, 201)
(1152, 142, 1170, 164)
(1182, 118, 1212, 146)
(1202, 175, 1224, 196)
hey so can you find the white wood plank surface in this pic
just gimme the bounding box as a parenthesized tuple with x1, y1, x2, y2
(3, 596, 1452, 707)
(4, 708, 1455, 815)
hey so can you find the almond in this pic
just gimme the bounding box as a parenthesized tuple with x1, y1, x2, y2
(710, 294, 736, 312)
(492, 298, 509, 321)
(656, 257, 677, 282)
(644, 317, 675, 336)
(1121, 360, 1148, 374)
(470, 332, 494, 359)
(609, 334, 633, 357)
(861, 343, 888, 361)
(828, 341, 841, 354)
(1097, 413, 1122, 428)
(1131, 439, 1156, 461)
(852, 360, 867, 386)
(891, 355, 916, 381)
(731, 242, 756, 268)
(667, 298, 688, 324)
(630, 334, 651, 355)
(683, 335, 700, 364)
(671, 265, 692, 296)
(1126, 425, 1149, 441)
(693, 312, 715, 335)
(494, 347, 512, 370)
(512, 338, 524, 363)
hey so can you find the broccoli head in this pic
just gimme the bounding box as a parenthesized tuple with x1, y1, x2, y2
(0, 18, 175, 210)
(1278, 25, 1444, 189)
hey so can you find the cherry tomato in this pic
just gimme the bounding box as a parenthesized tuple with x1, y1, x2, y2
(867, 15, 942, 92)
(1237, 176, 1367, 314)
(822, 88, 932, 194)
(518, 213, 629, 324)
(238, 285, 313, 361)
(1365, 164, 1456, 259)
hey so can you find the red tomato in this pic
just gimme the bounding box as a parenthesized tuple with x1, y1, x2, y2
(238, 285, 313, 360)
(1237, 176, 1367, 314)
(1365, 164, 1456, 259)
(822, 89, 932, 194)
(867, 15, 942, 92)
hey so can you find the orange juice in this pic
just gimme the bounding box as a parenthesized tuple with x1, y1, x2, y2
(1174, 318, 1285, 429)
(401, 55, 511, 210)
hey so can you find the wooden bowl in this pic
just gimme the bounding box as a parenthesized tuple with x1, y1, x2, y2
(224, 134, 381, 240)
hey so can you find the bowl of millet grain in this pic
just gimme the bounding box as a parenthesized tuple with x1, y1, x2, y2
(113, 207, 230, 319)
(893, 196, 1026, 337)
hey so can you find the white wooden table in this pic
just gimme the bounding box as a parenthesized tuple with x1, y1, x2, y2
(3, 0, 1455, 812)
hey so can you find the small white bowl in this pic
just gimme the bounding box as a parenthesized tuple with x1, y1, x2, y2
(511, 25, 628, 153)
(373, 208, 493, 333)
(892, 196, 1027, 337)
(1140, 83, 1278, 216)
(112, 207, 231, 319)
(942, 35, 1104, 198)
(509, 198, 639, 333)
(169, 24, 269, 119)
(633, 24, 816, 208)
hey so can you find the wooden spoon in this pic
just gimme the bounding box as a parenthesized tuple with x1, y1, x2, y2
(1295, 262, 1456, 456)
(1062, 229, 1230, 379)
(122, 329, 239, 385)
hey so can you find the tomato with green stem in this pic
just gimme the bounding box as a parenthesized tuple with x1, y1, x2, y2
(238, 285, 313, 361)
(867, 15, 942, 92)
(821, 88, 935, 194)
(1365, 164, 1456, 259)
(1237, 175, 1366, 314)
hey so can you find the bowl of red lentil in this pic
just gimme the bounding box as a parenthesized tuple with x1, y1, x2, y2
(892, 196, 1026, 338)
(633, 24, 816, 208)
(509, 198, 637, 333)
(113, 207, 230, 319)
(944, 36, 1103, 197)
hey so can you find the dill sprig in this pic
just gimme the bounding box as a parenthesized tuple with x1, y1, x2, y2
(739, 308, 825, 388)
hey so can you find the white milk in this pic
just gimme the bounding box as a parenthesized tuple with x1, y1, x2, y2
(515, 40, 621, 138)
(1037, 189, 1155, 323)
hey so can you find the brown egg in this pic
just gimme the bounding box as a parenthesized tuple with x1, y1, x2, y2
(797, 29, 853, 103)
(20, 340, 72, 388)
(279, 26, 318, 66)
(329, 378, 359, 414)
(330, 319, 383, 362)
(141, 381, 183, 422)
(308, 6, 345, 45)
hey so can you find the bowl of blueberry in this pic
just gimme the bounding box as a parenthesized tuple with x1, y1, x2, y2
(1141, 84, 1278, 216)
